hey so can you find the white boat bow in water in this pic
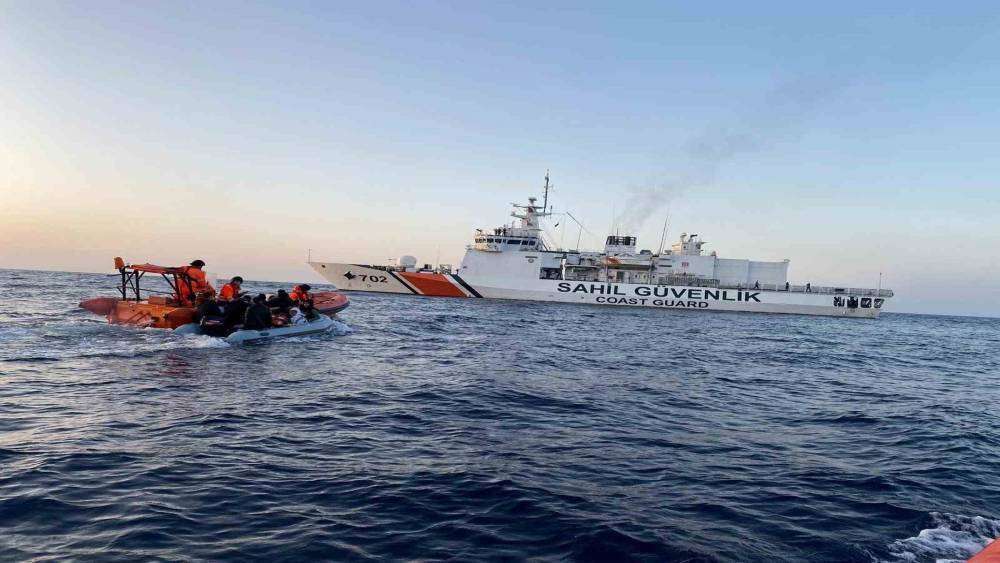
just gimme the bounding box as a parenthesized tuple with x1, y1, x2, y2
(175, 314, 336, 344)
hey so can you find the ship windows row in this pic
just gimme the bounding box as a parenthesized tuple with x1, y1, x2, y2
(476, 237, 537, 246)
(833, 296, 884, 309)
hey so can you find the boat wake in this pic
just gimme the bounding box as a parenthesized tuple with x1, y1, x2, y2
(883, 512, 1000, 562)
(328, 319, 352, 335)
(0, 316, 352, 362)
(0, 320, 230, 363)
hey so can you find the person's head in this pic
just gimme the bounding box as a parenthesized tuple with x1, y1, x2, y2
(230, 276, 243, 286)
(253, 293, 267, 305)
(240, 295, 252, 304)
(277, 289, 288, 297)
(299, 284, 311, 292)
(190, 259, 205, 269)
(290, 307, 301, 317)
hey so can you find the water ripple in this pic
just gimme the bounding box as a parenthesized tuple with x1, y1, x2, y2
(1, 269, 999, 561)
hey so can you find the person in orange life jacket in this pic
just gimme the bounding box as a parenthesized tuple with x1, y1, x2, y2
(219, 276, 244, 302)
(288, 284, 315, 318)
(177, 260, 215, 305)
(289, 284, 312, 303)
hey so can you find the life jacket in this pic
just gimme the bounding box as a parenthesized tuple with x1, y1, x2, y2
(219, 283, 240, 301)
(177, 266, 215, 304)
(289, 285, 312, 303)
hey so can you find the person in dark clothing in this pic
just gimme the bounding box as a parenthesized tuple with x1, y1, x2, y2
(224, 295, 251, 330)
(243, 294, 273, 330)
(267, 289, 293, 312)
(197, 296, 224, 320)
(197, 296, 228, 337)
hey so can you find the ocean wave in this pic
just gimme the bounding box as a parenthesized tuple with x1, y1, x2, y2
(883, 512, 1000, 562)
(3, 269, 1000, 561)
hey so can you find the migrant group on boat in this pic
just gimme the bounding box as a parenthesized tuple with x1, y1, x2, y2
(176, 259, 318, 337)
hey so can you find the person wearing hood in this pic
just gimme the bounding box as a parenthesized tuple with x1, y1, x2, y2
(224, 294, 251, 330)
(267, 289, 293, 312)
(243, 294, 273, 330)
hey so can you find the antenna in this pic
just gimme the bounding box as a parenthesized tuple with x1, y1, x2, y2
(307, 248, 312, 262)
(542, 170, 552, 214)
(565, 211, 592, 252)
(656, 208, 671, 255)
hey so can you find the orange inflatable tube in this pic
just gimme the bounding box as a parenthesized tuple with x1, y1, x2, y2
(311, 291, 350, 315)
(107, 301, 196, 329)
(971, 539, 1000, 562)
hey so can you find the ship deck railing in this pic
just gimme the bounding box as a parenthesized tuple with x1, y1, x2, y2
(721, 283, 894, 298)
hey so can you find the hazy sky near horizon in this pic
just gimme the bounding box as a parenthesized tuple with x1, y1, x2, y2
(2, 2, 999, 316)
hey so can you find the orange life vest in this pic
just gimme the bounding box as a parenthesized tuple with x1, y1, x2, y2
(219, 282, 240, 301)
(176, 266, 215, 304)
(289, 285, 312, 303)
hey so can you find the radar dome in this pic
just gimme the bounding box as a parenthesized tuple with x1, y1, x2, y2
(398, 255, 417, 268)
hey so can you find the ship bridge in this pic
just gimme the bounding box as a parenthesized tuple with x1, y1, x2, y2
(473, 227, 543, 252)
(471, 175, 554, 253)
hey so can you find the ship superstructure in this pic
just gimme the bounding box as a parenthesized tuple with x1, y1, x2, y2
(311, 175, 893, 317)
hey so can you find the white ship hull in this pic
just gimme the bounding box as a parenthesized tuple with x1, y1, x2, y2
(310, 261, 884, 318)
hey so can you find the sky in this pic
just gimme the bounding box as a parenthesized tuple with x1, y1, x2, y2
(1, 1, 998, 316)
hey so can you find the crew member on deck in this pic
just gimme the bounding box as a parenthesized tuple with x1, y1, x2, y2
(289, 284, 314, 318)
(289, 284, 312, 304)
(177, 260, 215, 305)
(219, 276, 244, 302)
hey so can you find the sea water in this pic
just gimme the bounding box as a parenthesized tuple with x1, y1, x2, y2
(1, 268, 998, 561)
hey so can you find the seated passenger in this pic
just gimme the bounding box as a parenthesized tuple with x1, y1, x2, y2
(197, 295, 224, 320)
(218, 276, 244, 302)
(289, 307, 307, 325)
(267, 289, 293, 312)
(197, 296, 228, 337)
(243, 294, 273, 330)
(224, 295, 251, 330)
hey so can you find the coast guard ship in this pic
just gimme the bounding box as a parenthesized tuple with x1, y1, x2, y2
(311, 176, 893, 318)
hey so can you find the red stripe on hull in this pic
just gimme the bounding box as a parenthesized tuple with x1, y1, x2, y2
(399, 273, 468, 297)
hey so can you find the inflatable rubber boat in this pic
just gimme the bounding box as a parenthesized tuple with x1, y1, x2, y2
(174, 313, 338, 344)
